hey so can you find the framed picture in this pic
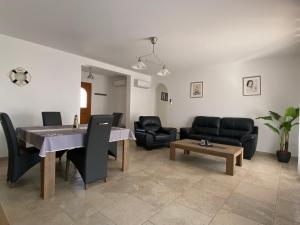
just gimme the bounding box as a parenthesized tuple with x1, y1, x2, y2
(161, 92, 168, 101)
(190, 82, 203, 98)
(243, 76, 261, 96)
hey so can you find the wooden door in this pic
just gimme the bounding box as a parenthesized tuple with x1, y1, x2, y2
(80, 82, 92, 124)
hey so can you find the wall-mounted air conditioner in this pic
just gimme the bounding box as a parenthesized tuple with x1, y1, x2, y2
(113, 79, 126, 87)
(134, 79, 150, 89)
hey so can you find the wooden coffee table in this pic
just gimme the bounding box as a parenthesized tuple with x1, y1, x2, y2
(170, 139, 243, 176)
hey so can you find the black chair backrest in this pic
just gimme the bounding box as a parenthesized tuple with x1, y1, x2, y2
(42, 112, 62, 126)
(0, 113, 19, 157)
(85, 115, 113, 183)
(112, 112, 123, 127)
(139, 116, 162, 132)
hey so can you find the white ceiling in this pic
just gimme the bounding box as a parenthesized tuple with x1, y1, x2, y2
(0, 0, 300, 76)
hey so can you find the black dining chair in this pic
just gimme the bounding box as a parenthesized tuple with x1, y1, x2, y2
(65, 115, 113, 189)
(41, 112, 66, 160)
(0, 113, 41, 185)
(108, 112, 123, 160)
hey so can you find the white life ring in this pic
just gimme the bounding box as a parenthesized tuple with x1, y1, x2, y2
(9, 67, 31, 87)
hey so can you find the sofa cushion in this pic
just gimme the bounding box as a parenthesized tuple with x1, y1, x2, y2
(140, 116, 162, 132)
(192, 116, 221, 136)
(220, 118, 254, 139)
(154, 133, 170, 142)
(189, 133, 213, 141)
(211, 136, 242, 147)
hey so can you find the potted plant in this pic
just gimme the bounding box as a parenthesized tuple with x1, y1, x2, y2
(257, 106, 299, 163)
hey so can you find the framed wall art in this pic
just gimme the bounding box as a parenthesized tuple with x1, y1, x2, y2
(243, 76, 261, 96)
(190, 82, 203, 98)
(161, 92, 168, 101)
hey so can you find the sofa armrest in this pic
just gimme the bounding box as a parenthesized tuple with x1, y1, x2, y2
(240, 133, 257, 143)
(135, 128, 146, 133)
(146, 130, 156, 136)
(162, 127, 177, 141)
(253, 126, 258, 135)
(240, 133, 258, 159)
(180, 127, 192, 139)
(161, 127, 177, 134)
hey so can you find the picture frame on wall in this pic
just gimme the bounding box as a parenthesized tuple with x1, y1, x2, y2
(243, 76, 261, 96)
(190, 82, 203, 98)
(161, 92, 168, 101)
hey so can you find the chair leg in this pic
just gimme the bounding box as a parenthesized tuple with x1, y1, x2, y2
(7, 181, 16, 188)
(65, 158, 70, 181)
(84, 183, 88, 190)
(114, 156, 117, 161)
(104, 177, 107, 183)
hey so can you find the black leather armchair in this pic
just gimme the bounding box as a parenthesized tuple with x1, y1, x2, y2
(134, 116, 177, 150)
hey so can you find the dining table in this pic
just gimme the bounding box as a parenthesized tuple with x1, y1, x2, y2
(16, 124, 135, 199)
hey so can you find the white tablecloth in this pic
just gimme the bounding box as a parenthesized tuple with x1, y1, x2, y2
(16, 125, 135, 157)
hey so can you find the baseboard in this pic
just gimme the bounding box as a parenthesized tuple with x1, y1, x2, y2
(256, 150, 298, 160)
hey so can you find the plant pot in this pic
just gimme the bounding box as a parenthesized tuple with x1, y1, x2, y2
(276, 150, 291, 163)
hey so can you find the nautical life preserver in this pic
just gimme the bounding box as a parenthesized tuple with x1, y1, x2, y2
(9, 67, 31, 86)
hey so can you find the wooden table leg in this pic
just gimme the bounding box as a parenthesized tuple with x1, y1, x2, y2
(0, 203, 9, 225)
(226, 155, 234, 176)
(122, 139, 129, 171)
(170, 144, 176, 160)
(40, 152, 56, 199)
(236, 150, 243, 167)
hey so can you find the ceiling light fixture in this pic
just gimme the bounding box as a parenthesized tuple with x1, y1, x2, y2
(87, 67, 95, 80)
(132, 37, 171, 76)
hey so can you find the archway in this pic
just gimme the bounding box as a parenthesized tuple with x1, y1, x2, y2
(155, 83, 169, 126)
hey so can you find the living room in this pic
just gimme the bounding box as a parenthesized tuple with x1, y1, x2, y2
(0, 1, 299, 225)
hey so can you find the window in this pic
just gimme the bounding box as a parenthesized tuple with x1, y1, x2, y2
(80, 87, 87, 108)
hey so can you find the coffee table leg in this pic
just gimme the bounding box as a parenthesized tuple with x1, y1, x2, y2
(170, 144, 176, 160)
(184, 150, 190, 155)
(236, 150, 243, 167)
(41, 152, 56, 199)
(226, 155, 234, 176)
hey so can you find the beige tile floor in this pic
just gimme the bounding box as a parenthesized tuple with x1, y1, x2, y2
(0, 142, 299, 225)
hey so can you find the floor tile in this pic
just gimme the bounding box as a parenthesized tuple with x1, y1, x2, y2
(223, 193, 275, 225)
(149, 202, 211, 225)
(277, 199, 300, 223)
(176, 187, 226, 217)
(274, 217, 300, 225)
(209, 209, 262, 225)
(101, 195, 157, 225)
(235, 181, 277, 205)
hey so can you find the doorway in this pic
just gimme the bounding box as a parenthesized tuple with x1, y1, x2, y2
(155, 83, 169, 126)
(80, 82, 92, 124)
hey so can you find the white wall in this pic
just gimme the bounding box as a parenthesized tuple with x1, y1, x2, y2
(81, 72, 127, 125)
(0, 34, 154, 157)
(129, 77, 155, 129)
(154, 56, 300, 156)
(155, 83, 169, 126)
(81, 71, 111, 115)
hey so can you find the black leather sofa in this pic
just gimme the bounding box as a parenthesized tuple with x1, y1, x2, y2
(180, 116, 258, 159)
(134, 116, 177, 150)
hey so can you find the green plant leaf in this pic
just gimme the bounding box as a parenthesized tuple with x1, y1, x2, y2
(256, 116, 272, 120)
(284, 107, 298, 119)
(269, 111, 281, 121)
(280, 122, 292, 132)
(264, 123, 280, 134)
